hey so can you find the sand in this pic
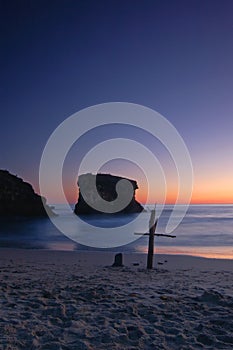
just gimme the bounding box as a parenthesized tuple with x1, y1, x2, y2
(0, 249, 233, 350)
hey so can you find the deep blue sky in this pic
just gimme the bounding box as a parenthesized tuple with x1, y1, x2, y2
(1, 0, 233, 203)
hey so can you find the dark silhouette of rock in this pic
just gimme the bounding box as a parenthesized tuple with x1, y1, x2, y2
(74, 173, 144, 215)
(0, 170, 55, 217)
(112, 253, 123, 267)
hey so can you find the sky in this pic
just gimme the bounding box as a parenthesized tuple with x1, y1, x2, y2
(1, 0, 233, 204)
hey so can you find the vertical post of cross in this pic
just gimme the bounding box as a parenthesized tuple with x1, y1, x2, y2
(147, 208, 157, 269)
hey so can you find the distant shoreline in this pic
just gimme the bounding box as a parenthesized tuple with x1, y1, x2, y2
(1, 248, 233, 268)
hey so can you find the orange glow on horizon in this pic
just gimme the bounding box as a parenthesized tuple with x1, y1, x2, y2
(36, 170, 233, 205)
(48, 185, 233, 205)
(191, 176, 233, 204)
(44, 186, 233, 206)
(135, 186, 233, 205)
(135, 174, 233, 205)
(136, 246, 233, 260)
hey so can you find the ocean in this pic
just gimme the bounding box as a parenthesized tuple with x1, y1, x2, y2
(0, 205, 233, 259)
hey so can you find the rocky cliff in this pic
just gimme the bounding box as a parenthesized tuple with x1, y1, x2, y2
(74, 173, 144, 215)
(0, 170, 54, 217)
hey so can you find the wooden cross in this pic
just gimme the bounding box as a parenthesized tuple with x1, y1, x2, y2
(135, 207, 176, 269)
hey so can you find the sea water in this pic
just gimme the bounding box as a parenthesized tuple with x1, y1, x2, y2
(0, 205, 233, 259)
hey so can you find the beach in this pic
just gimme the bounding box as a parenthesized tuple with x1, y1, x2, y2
(0, 249, 233, 349)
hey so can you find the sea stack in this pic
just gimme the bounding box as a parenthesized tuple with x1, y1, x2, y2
(74, 173, 144, 215)
(0, 170, 55, 217)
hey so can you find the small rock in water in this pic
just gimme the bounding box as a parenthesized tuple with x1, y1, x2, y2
(112, 253, 123, 267)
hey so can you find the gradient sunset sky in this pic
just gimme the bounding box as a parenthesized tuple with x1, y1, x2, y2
(1, 0, 233, 204)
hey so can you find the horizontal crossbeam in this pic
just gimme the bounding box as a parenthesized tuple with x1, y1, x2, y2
(134, 232, 176, 238)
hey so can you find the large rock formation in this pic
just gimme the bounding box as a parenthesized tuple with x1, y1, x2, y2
(74, 173, 144, 215)
(0, 170, 55, 217)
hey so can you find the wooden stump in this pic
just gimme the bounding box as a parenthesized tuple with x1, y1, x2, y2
(112, 253, 123, 267)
